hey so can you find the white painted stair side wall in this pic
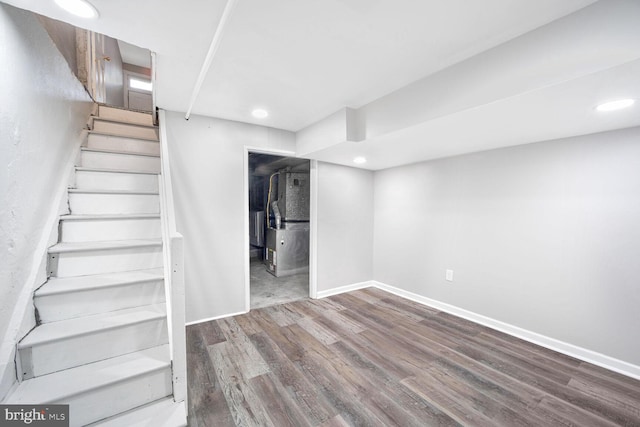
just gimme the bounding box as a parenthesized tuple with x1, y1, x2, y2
(35, 268, 165, 322)
(92, 118, 159, 140)
(18, 304, 168, 379)
(6, 345, 172, 427)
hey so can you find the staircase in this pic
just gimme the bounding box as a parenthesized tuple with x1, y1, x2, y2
(4, 105, 187, 426)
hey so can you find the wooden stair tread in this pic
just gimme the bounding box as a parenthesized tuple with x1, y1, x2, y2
(60, 213, 160, 221)
(48, 239, 162, 254)
(36, 268, 164, 296)
(88, 130, 159, 142)
(75, 166, 160, 175)
(81, 146, 160, 158)
(18, 304, 167, 348)
(68, 188, 159, 195)
(91, 116, 158, 130)
(5, 345, 170, 403)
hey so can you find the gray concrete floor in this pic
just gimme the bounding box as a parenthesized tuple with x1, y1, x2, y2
(250, 259, 309, 309)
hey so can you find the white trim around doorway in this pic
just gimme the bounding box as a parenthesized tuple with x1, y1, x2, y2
(243, 146, 318, 313)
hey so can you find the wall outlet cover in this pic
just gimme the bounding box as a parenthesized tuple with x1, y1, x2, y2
(446, 269, 454, 282)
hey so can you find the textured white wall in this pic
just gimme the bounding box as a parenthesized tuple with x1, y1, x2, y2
(163, 112, 296, 323)
(0, 3, 93, 398)
(373, 127, 640, 365)
(316, 162, 374, 292)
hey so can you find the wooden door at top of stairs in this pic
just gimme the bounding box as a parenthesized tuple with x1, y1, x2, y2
(124, 70, 153, 112)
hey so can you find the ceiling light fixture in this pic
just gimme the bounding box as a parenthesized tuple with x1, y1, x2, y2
(596, 99, 635, 112)
(353, 156, 367, 164)
(54, 0, 99, 18)
(252, 109, 269, 119)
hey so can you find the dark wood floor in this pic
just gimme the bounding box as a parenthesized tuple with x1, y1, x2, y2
(186, 288, 640, 426)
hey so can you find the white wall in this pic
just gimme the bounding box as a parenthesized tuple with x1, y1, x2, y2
(316, 162, 374, 293)
(103, 34, 124, 108)
(0, 3, 93, 399)
(163, 112, 296, 323)
(373, 126, 640, 366)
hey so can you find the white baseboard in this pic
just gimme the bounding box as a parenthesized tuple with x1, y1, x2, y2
(371, 281, 640, 380)
(316, 281, 374, 299)
(185, 310, 248, 326)
(314, 279, 640, 380)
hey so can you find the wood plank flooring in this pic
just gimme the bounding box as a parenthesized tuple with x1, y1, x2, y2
(186, 288, 640, 426)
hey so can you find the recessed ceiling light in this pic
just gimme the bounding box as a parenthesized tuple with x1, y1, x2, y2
(252, 109, 268, 119)
(54, 0, 98, 18)
(596, 99, 635, 112)
(54, 0, 99, 18)
(353, 156, 367, 164)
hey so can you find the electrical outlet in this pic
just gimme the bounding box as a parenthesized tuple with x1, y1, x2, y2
(446, 269, 454, 282)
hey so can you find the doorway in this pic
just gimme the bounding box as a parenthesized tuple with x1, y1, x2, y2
(123, 69, 153, 111)
(247, 151, 312, 309)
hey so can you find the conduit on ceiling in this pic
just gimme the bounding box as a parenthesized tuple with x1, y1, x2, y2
(184, 0, 238, 120)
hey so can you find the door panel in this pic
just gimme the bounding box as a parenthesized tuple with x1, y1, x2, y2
(128, 91, 153, 112)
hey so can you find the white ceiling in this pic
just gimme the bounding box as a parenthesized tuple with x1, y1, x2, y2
(310, 58, 640, 170)
(116, 40, 150, 69)
(4, 0, 640, 170)
(186, 0, 596, 131)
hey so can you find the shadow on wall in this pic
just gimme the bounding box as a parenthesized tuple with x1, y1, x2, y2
(37, 14, 153, 110)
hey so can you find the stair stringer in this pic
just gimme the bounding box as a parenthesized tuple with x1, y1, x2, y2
(3, 104, 185, 426)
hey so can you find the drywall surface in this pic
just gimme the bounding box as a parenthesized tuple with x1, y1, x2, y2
(373, 127, 640, 365)
(316, 162, 374, 292)
(163, 112, 296, 323)
(359, 0, 640, 141)
(37, 15, 77, 76)
(0, 3, 92, 399)
(296, 108, 357, 156)
(103, 34, 124, 107)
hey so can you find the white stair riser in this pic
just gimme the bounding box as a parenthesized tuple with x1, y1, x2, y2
(81, 151, 161, 173)
(63, 368, 171, 427)
(60, 218, 161, 242)
(93, 120, 158, 140)
(69, 193, 159, 215)
(49, 246, 163, 277)
(88, 133, 160, 155)
(89, 398, 187, 427)
(35, 280, 166, 323)
(19, 318, 168, 379)
(98, 106, 154, 126)
(75, 170, 159, 192)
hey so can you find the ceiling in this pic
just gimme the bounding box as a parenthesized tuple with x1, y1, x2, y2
(4, 0, 640, 170)
(249, 153, 309, 177)
(116, 40, 150, 69)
